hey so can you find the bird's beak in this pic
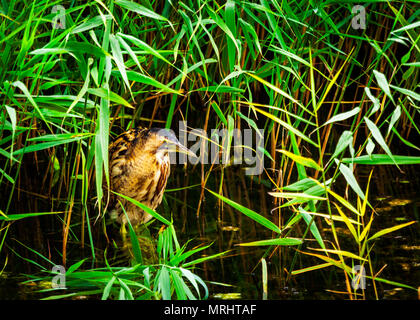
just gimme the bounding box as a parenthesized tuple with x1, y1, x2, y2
(175, 142, 197, 158)
(163, 138, 197, 158)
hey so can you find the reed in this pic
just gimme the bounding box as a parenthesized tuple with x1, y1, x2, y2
(0, 0, 418, 299)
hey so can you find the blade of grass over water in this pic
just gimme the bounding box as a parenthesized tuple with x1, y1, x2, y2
(342, 155, 420, 165)
(239, 238, 302, 246)
(0, 0, 418, 301)
(207, 189, 282, 234)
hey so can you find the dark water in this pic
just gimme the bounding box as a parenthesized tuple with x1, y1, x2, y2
(170, 164, 420, 300)
(0, 164, 419, 300)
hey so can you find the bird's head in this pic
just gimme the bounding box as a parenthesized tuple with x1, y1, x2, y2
(148, 128, 196, 161)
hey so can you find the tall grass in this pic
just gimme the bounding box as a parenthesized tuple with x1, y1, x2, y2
(0, 0, 419, 299)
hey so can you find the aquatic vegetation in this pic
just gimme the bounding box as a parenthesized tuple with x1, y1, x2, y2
(0, 0, 419, 300)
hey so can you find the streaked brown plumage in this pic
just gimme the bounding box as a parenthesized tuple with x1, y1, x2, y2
(108, 127, 191, 225)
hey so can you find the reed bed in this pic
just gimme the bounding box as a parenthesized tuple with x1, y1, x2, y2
(0, 0, 419, 299)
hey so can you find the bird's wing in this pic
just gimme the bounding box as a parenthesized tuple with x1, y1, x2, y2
(108, 128, 149, 208)
(109, 127, 149, 161)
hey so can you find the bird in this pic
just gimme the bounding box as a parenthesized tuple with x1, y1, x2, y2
(107, 127, 194, 226)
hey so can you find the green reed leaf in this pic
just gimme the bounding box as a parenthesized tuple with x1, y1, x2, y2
(239, 238, 302, 246)
(207, 189, 282, 234)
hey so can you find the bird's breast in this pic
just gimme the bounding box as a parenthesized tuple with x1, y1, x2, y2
(146, 154, 170, 207)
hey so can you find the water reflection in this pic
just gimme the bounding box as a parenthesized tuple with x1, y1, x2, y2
(169, 164, 419, 299)
(1, 163, 419, 300)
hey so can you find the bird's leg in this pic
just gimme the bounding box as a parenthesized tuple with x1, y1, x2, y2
(120, 221, 134, 255)
(120, 222, 128, 242)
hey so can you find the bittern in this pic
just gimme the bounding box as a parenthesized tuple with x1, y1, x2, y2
(108, 127, 194, 226)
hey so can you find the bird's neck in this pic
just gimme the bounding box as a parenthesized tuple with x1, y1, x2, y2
(155, 150, 169, 166)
